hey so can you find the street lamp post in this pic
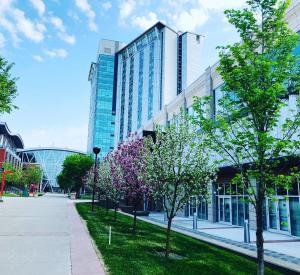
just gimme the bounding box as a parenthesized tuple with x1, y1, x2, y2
(92, 147, 100, 212)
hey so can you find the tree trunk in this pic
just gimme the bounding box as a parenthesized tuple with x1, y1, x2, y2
(256, 197, 265, 275)
(106, 197, 109, 214)
(165, 217, 173, 258)
(133, 204, 137, 234)
(114, 201, 118, 221)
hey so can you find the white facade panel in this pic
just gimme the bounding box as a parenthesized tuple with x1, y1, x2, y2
(162, 28, 178, 105)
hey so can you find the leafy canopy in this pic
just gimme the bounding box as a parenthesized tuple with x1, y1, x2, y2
(0, 56, 18, 114)
(193, 0, 300, 201)
(58, 154, 94, 192)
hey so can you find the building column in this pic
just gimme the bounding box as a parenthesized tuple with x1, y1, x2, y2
(208, 183, 217, 223)
(248, 178, 257, 230)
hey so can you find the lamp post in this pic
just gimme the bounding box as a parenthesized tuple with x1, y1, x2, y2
(92, 147, 100, 211)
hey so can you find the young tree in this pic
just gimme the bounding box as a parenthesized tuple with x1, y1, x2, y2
(145, 110, 216, 258)
(193, 1, 300, 274)
(57, 172, 71, 193)
(111, 135, 149, 233)
(22, 164, 43, 188)
(0, 56, 18, 114)
(2, 163, 22, 192)
(59, 154, 94, 197)
(97, 155, 121, 219)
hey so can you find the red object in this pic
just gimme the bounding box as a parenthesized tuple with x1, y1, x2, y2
(1, 170, 13, 196)
(0, 149, 6, 168)
(29, 184, 38, 193)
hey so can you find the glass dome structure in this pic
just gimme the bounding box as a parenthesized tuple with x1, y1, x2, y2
(17, 148, 85, 191)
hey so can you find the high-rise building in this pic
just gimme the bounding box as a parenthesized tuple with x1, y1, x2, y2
(113, 22, 203, 147)
(87, 39, 125, 158)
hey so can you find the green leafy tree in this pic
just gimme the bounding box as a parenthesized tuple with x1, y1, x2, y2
(57, 172, 71, 193)
(22, 164, 43, 188)
(145, 110, 216, 258)
(59, 154, 94, 197)
(193, 1, 300, 274)
(0, 56, 18, 114)
(2, 163, 22, 190)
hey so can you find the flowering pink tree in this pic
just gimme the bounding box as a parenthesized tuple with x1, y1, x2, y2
(111, 134, 149, 233)
(145, 110, 216, 257)
(98, 154, 122, 220)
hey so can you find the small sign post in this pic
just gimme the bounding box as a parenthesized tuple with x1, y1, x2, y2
(109, 226, 111, 245)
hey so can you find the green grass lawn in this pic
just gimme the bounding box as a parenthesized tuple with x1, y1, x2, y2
(2, 192, 20, 197)
(76, 203, 281, 275)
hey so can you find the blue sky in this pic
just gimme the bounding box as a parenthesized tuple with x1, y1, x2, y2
(0, 0, 245, 151)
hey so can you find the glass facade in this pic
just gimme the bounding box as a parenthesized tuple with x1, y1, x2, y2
(18, 148, 84, 190)
(119, 60, 126, 142)
(148, 42, 155, 120)
(216, 182, 249, 226)
(89, 54, 115, 158)
(177, 35, 183, 95)
(127, 56, 134, 133)
(266, 183, 300, 237)
(137, 50, 144, 128)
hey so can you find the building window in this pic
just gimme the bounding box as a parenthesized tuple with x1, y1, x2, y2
(127, 56, 134, 134)
(104, 48, 112, 54)
(177, 35, 183, 95)
(216, 182, 249, 226)
(159, 31, 164, 110)
(137, 50, 144, 128)
(120, 60, 127, 142)
(148, 42, 155, 120)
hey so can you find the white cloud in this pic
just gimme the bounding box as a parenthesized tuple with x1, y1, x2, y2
(12, 8, 46, 42)
(199, 0, 246, 11)
(59, 33, 76, 44)
(44, 48, 68, 58)
(29, 0, 46, 16)
(50, 16, 65, 32)
(0, 16, 20, 46)
(33, 55, 43, 62)
(172, 8, 208, 32)
(101, 1, 112, 10)
(0, 0, 21, 46)
(75, 0, 98, 31)
(131, 12, 159, 30)
(0, 33, 6, 48)
(119, 0, 136, 20)
(67, 10, 80, 21)
(0, 0, 14, 13)
(50, 16, 76, 44)
(22, 124, 88, 151)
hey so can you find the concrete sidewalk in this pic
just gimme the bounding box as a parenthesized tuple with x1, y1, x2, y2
(139, 213, 300, 273)
(0, 193, 105, 275)
(148, 213, 300, 259)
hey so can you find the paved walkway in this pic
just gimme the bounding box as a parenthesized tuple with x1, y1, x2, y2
(139, 213, 300, 273)
(0, 194, 105, 275)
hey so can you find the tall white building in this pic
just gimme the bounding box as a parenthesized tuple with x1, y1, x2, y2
(113, 22, 203, 146)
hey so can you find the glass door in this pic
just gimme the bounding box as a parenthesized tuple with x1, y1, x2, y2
(189, 196, 197, 217)
(224, 198, 231, 223)
(278, 199, 289, 232)
(268, 199, 277, 230)
(267, 197, 290, 234)
(219, 197, 224, 222)
(289, 197, 300, 237)
(219, 196, 231, 223)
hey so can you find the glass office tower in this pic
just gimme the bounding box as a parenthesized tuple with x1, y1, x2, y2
(114, 22, 204, 147)
(87, 40, 124, 158)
